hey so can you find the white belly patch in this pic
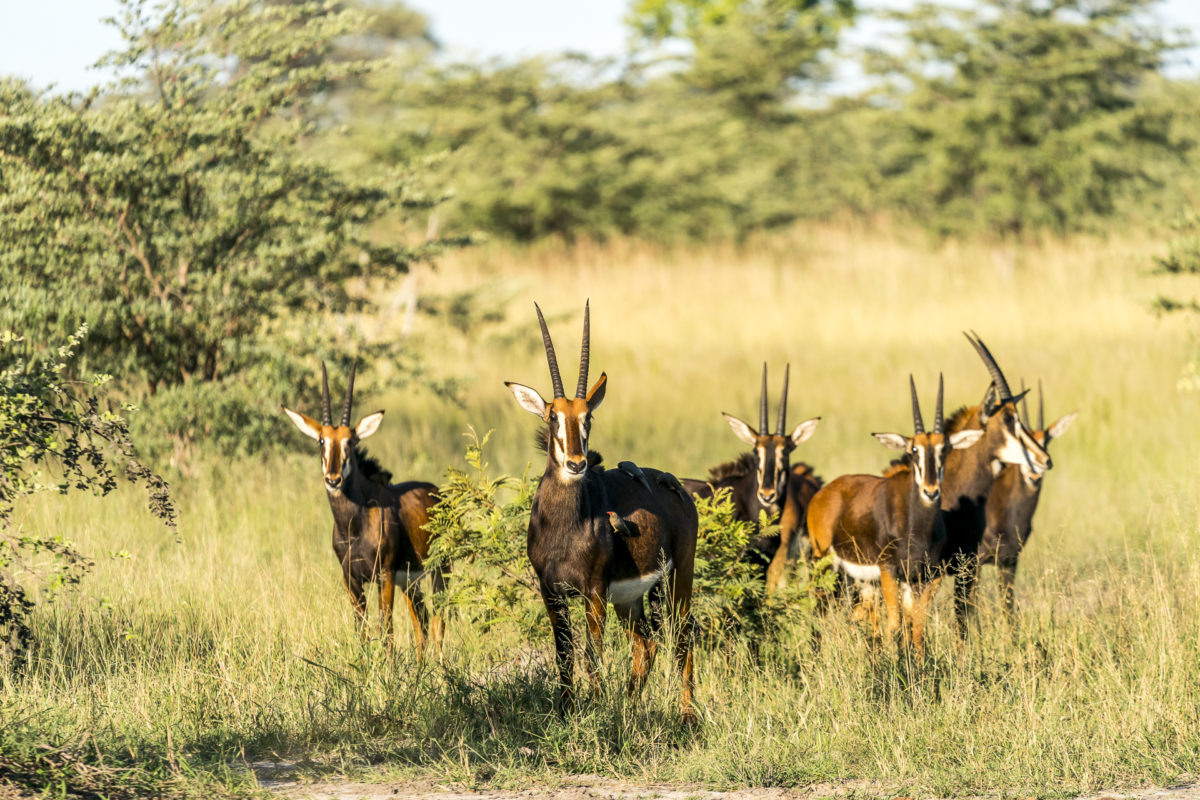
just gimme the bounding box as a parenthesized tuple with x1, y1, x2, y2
(831, 548, 919, 608)
(393, 567, 428, 590)
(608, 559, 674, 605)
(831, 549, 882, 582)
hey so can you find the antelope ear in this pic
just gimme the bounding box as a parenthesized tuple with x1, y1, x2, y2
(506, 382, 548, 418)
(282, 406, 322, 441)
(586, 372, 607, 411)
(979, 383, 998, 422)
(790, 417, 820, 445)
(722, 413, 759, 446)
(1046, 411, 1078, 441)
(948, 429, 983, 450)
(872, 432, 909, 451)
(355, 411, 385, 440)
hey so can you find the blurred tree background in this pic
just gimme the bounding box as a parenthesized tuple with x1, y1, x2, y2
(1, 0, 1197, 465)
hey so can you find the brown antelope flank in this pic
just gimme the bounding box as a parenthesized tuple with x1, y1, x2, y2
(979, 380, 1077, 614)
(807, 375, 983, 655)
(681, 363, 821, 593)
(281, 363, 444, 654)
(937, 333, 1053, 634)
(505, 302, 700, 722)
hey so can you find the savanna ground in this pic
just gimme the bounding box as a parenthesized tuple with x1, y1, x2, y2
(5, 225, 1200, 799)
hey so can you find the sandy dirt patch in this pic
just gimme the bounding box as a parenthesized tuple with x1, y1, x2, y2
(262, 772, 1200, 800)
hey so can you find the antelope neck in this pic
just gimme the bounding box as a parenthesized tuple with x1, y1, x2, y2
(942, 429, 994, 506)
(537, 463, 602, 525)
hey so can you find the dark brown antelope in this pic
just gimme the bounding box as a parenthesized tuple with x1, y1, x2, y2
(505, 302, 699, 722)
(681, 364, 821, 593)
(807, 375, 982, 656)
(938, 333, 1053, 634)
(282, 363, 444, 654)
(979, 380, 1076, 613)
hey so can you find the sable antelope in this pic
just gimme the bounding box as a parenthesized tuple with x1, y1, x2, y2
(681, 364, 821, 593)
(281, 364, 443, 653)
(938, 333, 1053, 634)
(979, 380, 1077, 614)
(505, 302, 699, 722)
(807, 376, 982, 655)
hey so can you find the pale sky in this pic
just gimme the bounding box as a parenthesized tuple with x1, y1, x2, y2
(0, 0, 1197, 93)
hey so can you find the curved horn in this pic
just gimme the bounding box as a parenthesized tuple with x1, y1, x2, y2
(341, 361, 356, 427)
(1038, 379, 1045, 431)
(775, 363, 790, 436)
(320, 362, 332, 427)
(1019, 379, 1030, 428)
(759, 363, 769, 435)
(576, 300, 590, 399)
(910, 374, 925, 435)
(934, 372, 944, 434)
(535, 303, 565, 399)
(965, 331, 1013, 401)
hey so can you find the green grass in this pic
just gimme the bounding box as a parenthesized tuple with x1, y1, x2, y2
(4, 225, 1200, 797)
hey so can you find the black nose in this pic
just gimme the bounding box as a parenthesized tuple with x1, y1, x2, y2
(565, 460, 586, 474)
(325, 476, 342, 488)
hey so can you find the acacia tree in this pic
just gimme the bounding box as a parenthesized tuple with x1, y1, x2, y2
(0, 0, 450, 461)
(630, 0, 858, 119)
(868, 0, 1188, 237)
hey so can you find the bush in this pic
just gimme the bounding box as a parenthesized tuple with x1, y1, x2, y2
(0, 0, 456, 463)
(425, 429, 832, 648)
(0, 326, 174, 665)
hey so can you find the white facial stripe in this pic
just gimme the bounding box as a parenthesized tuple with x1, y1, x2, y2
(1018, 426, 1050, 467)
(996, 428, 1030, 465)
(551, 410, 567, 463)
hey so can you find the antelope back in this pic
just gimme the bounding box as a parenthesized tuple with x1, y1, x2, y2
(281, 362, 384, 492)
(721, 363, 820, 508)
(506, 301, 607, 481)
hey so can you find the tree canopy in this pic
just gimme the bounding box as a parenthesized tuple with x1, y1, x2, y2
(0, 0, 451, 460)
(866, 0, 1189, 236)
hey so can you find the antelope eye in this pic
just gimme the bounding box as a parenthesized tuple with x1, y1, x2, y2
(318, 437, 325, 446)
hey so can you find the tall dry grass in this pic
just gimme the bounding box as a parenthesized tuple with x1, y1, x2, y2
(5, 225, 1200, 796)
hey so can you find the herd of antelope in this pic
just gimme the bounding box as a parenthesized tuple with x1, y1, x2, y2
(282, 303, 1076, 724)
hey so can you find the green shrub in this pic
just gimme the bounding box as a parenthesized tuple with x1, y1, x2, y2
(0, 326, 174, 665)
(0, 0, 455, 462)
(425, 429, 832, 648)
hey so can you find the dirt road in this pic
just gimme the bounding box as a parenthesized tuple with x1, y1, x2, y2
(266, 774, 1200, 800)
